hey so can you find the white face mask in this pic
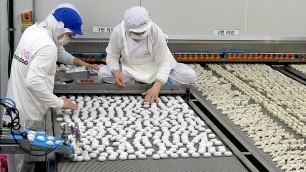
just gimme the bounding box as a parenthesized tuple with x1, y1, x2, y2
(57, 34, 71, 46)
(129, 30, 150, 40)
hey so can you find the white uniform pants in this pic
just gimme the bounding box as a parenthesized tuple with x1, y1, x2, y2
(98, 63, 196, 85)
(8, 154, 35, 172)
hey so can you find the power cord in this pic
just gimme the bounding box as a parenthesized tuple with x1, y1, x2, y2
(1, 98, 59, 156)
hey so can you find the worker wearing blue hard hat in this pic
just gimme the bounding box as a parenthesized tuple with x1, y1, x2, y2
(4, 3, 99, 172)
(53, 7, 83, 35)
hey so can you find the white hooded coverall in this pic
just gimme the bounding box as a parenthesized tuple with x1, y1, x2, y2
(5, 3, 78, 172)
(99, 22, 196, 85)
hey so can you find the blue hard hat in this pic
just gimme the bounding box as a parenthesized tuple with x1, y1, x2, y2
(53, 7, 83, 35)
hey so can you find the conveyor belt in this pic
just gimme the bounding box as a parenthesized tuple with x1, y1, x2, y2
(190, 87, 280, 171)
(284, 66, 306, 81)
(53, 115, 248, 172)
(51, 87, 249, 172)
(191, 65, 306, 171)
(272, 66, 306, 85)
(54, 84, 190, 95)
(57, 156, 247, 172)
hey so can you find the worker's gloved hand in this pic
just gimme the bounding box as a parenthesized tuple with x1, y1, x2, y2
(112, 70, 125, 88)
(87, 64, 100, 71)
(62, 98, 78, 110)
(142, 80, 163, 103)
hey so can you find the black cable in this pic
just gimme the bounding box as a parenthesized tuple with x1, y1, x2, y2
(0, 101, 20, 131)
(1, 99, 59, 156)
(10, 128, 58, 156)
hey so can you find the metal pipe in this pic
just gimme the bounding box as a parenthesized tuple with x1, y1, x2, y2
(8, 0, 14, 77)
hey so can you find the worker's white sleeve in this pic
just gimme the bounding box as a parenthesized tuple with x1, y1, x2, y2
(57, 46, 75, 65)
(25, 45, 64, 109)
(106, 28, 121, 71)
(153, 26, 177, 84)
(156, 64, 172, 84)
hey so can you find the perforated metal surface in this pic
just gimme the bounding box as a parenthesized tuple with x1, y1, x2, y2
(58, 156, 247, 172)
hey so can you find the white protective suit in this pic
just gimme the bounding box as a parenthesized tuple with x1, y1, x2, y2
(4, 4, 77, 126)
(99, 7, 196, 85)
(99, 22, 196, 85)
(5, 3, 80, 172)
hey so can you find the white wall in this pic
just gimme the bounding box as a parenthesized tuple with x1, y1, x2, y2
(12, 0, 306, 49)
(0, 0, 33, 99)
(0, 0, 9, 98)
(14, 0, 33, 49)
(34, 0, 140, 39)
(32, 0, 306, 41)
(142, 0, 246, 36)
(143, 0, 306, 40)
(247, 0, 306, 37)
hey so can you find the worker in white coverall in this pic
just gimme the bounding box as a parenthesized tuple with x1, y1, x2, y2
(3, 3, 98, 172)
(98, 6, 196, 102)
